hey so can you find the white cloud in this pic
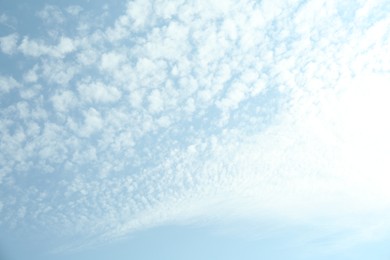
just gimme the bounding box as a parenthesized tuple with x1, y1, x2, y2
(36, 122, 68, 165)
(78, 81, 121, 103)
(19, 84, 41, 100)
(0, 75, 20, 93)
(80, 108, 103, 137)
(18, 36, 77, 58)
(15, 101, 30, 119)
(183, 98, 195, 114)
(0, 13, 16, 30)
(0, 13, 8, 24)
(129, 89, 144, 108)
(126, 0, 152, 30)
(148, 89, 164, 113)
(139, 21, 190, 61)
(0, 33, 18, 54)
(56, 36, 76, 56)
(100, 51, 124, 71)
(41, 59, 77, 85)
(77, 48, 98, 66)
(217, 82, 249, 112)
(23, 65, 39, 83)
(51, 90, 77, 113)
(153, 0, 184, 19)
(37, 5, 65, 24)
(18, 37, 51, 57)
(66, 5, 83, 16)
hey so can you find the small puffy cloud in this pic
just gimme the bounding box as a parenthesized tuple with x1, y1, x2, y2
(55, 37, 76, 56)
(15, 101, 30, 119)
(51, 90, 77, 113)
(0, 33, 18, 54)
(157, 115, 171, 128)
(100, 51, 125, 71)
(78, 81, 121, 103)
(135, 58, 167, 87)
(240, 70, 259, 85)
(80, 108, 103, 137)
(105, 19, 129, 41)
(0, 13, 16, 30)
(250, 79, 267, 97)
(0, 13, 8, 23)
(126, 0, 152, 30)
(18, 37, 51, 57)
(66, 5, 83, 16)
(153, 1, 183, 19)
(217, 82, 249, 112)
(76, 48, 98, 66)
(41, 59, 76, 85)
(19, 84, 42, 100)
(37, 5, 65, 24)
(0, 75, 20, 94)
(148, 89, 164, 113)
(23, 65, 39, 83)
(183, 98, 196, 114)
(18, 36, 76, 58)
(129, 90, 144, 108)
(141, 21, 190, 61)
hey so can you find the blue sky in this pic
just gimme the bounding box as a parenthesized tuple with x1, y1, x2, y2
(1, 0, 390, 259)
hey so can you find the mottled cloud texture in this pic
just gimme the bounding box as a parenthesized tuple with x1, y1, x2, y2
(1, 0, 390, 253)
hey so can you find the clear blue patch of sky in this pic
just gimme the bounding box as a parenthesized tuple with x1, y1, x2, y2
(2, 224, 390, 260)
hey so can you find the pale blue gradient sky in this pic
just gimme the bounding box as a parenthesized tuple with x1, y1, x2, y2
(1, 0, 390, 259)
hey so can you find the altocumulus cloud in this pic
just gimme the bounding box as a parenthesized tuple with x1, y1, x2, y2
(1, 0, 390, 253)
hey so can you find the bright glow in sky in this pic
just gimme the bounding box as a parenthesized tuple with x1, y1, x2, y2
(1, 0, 390, 259)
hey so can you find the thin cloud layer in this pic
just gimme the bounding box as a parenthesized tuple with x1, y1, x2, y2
(1, 0, 390, 253)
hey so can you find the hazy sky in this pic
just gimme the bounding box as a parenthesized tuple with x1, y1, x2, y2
(1, 0, 390, 259)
